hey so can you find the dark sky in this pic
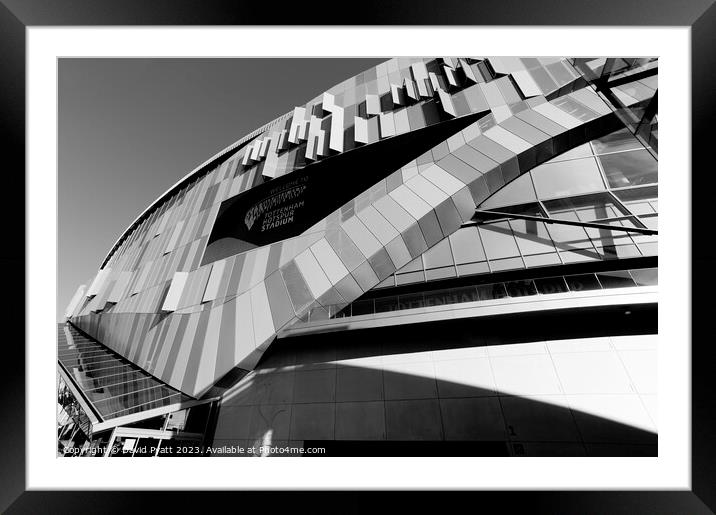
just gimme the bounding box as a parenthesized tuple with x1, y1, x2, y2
(58, 57, 385, 321)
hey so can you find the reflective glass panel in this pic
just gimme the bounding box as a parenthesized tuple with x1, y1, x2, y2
(532, 157, 606, 198)
(426, 266, 457, 281)
(57, 324, 194, 419)
(547, 143, 593, 163)
(544, 193, 627, 221)
(509, 220, 557, 256)
(630, 268, 658, 286)
(351, 299, 374, 316)
(397, 255, 423, 274)
(565, 274, 602, 291)
(479, 222, 520, 260)
(449, 226, 486, 264)
(457, 262, 490, 276)
(535, 276, 570, 294)
(490, 256, 525, 272)
(374, 276, 395, 289)
(479, 172, 537, 209)
(396, 270, 425, 285)
(505, 280, 538, 297)
(590, 127, 643, 154)
(599, 150, 657, 188)
(375, 297, 401, 313)
(398, 293, 426, 310)
(596, 244, 641, 259)
(596, 271, 637, 288)
(545, 223, 594, 250)
(613, 185, 658, 203)
(423, 238, 454, 269)
(476, 283, 508, 300)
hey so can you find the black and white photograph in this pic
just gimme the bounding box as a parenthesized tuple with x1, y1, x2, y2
(57, 56, 659, 458)
(4, 7, 712, 511)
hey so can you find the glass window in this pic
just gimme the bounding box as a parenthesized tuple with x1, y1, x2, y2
(477, 203, 543, 222)
(332, 306, 348, 319)
(596, 244, 641, 259)
(426, 266, 456, 281)
(618, 217, 644, 229)
(599, 149, 657, 188)
(535, 276, 569, 294)
(596, 271, 637, 288)
(505, 280, 538, 297)
(397, 293, 425, 311)
(374, 276, 395, 289)
(476, 283, 508, 300)
(457, 262, 490, 277)
(585, 226, 634, 248)
(576, 203, 620, 220)
(452, 286, 480, 304)
(532, 157, 606, 198)
(396, 270, 425, 285)
(479, 172, 537, 209)
(397, 255, 423, 274)
(630, 268, 658, 286)
(425, 288, 468, 307)
(545, 223, 594, 250)
(510, 219, 557, 256)
(640, 214, 658, 231)
(638, 242, 658, 256)
(624, 201, 655, 215)
(489, 256, 525, 271)
(559, 249, 602, 263)
(351, 299, 374, 316)
(591, 127, 643, 154)
(612, 185, 658, 203)
(547, 143, 593, 163)
(479, 222, 520, 260)
(423, 238, 454, 269)
(375, 296, 400, 313)
(565, 274, 602, 291)
(544, 193, 627, 222)
(523, 253, 561, 267)
(449, 226, 486, 264)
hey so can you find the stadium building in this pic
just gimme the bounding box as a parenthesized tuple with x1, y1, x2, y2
(58, 57, 658, 457)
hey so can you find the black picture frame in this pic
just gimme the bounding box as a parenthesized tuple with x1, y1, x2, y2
(2, 1, 714, 513)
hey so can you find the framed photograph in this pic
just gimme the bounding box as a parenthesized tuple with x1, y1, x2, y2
(3, 0, 714, 512)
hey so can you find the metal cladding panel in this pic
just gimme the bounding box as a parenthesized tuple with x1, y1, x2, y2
(404, 78, 418, 101)
(64, 284, 86, 319)
(379, 113, 396, 138)
(512, 69, 543, 98)
(202, 259, 226, 302)
(294, 248, 332, 299)
(366, 94, 381, 116)
(390, 84, 405, 106)
(86, 268, 111, 297)
(161, 272, 189, 312)
(354, 116, 369, 144)
(288, 106, 307, 144)
(107, 271, 132, 304)
(249, 282, 275, 348)
(327, 105, 345, 152)
(69, 57, 653, 397)
(309, 238, 349, 285)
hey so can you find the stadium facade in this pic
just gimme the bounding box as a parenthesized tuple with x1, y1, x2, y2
(59, 57, 658, 457)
